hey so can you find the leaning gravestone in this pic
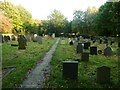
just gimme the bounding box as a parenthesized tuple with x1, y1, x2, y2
(104, 47, 112, 57)
(90, 46, 97, 55)
(81, 52, 89, 61)
(97, 66, 110, 84)
(26, 35, 31, 42)
(18, 35, 26, 49)
(62, 61, 78, 80)
(37, 36, 42, 44)
(76, 43, 83, 54)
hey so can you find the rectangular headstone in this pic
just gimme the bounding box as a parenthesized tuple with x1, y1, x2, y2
(81, 52, 89, 61)
(62, 61, 78, 80)
(90, 46, 97, 55)
(76, 43, 83, 54)
(97, 66, 110, 84)
(84, 42, 89, 49)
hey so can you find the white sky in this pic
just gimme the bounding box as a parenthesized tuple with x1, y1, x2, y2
(1, 0, 108, 21)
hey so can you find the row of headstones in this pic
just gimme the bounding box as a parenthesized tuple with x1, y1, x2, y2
(62, 61, 111, 84)
(76, 42, 113, 57)
(10, 34, 43, 50)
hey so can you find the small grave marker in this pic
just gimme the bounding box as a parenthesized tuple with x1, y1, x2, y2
(81, 52, 89, 61)
(104, 47, 112, 57)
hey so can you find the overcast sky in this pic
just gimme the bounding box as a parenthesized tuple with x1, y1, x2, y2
(1, 0, 108, 20)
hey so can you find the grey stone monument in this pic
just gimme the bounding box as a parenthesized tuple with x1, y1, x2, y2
(37, 36, 42, 44)
(26, 35, 31, 42)
(62, 61, 78, 80)
(104, 47, 112, 57)
(97, 66, 111, 84)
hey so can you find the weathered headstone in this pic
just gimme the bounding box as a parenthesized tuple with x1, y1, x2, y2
(76, 43, 83, 54)
(37, 36, 42, 44)
(18, 35, 26, 49)
(104, 47, 112, 57)
(97, 66, 110, 84)
(81, 52, 89, 61)
(90, 46, 97, 55)
(26, 35, 31, 42)
(62, 61, 78, 80)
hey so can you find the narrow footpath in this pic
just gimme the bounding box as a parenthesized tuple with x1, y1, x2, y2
(21, 38, 60, 88)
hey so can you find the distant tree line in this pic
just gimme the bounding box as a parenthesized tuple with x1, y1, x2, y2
(0, 1, 120, 36)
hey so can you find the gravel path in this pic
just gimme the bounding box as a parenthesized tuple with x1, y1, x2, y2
(21, 38, 60, 88)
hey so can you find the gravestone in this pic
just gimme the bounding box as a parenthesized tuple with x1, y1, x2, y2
(76, 43, 83, 54)
(69, 40, 73, 45)
(26, 35, 31, 42)
(104, 47, 112, 57)
(62, 61, 78, 80)
(90, 46, 97, 55)
(33, 34, 37, 42)
(117, 48, 120, 56)
(98, 50, 102, 54)
(37, 36, 42, 44)
(84, 42, 89, 49)
(81, 52, 89, 61)
(99, 39, 102, 44)
(61, 40, 65, 44)
(18, 35, 26, 49)
(97, 66, 110, 84)
(118, 42, 120, 47)
(52, 33, 55, 38)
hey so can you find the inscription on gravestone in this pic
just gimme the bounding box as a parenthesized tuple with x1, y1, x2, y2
(62, 61, 78, 80)
(97, 66, 110, 84)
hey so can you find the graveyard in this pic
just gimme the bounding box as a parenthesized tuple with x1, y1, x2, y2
(0, 0, 120, 89)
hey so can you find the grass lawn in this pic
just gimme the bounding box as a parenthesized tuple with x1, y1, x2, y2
(44, 38, 119, 88)
(2, 37, 57, 88)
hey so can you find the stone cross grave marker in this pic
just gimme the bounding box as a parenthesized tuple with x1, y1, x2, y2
(62, 61, 78, 80)
(104, 47, 112, 57)
(76, 43, 83, 54)
(90, 46, 97, 55)
(37, 36, 42, 44)
(81, 52, 89, 61)
(18, 35, 27, 50)
(97, 66, 111, 84)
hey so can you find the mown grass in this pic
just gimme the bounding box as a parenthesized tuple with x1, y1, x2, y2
(2, 37, 57, 88)
(44, 38, 119, 88)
